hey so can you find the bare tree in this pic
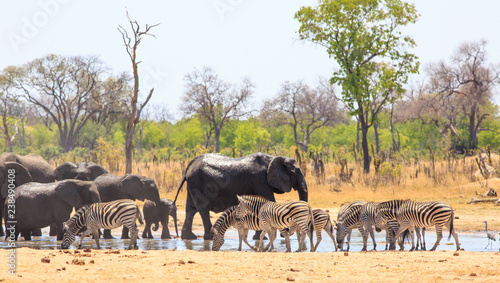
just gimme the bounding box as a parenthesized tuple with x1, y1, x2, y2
(16, 54, 109, 152)
(180, 66, 254, 153)
(262, 80, 342, 153)
(118, 11, 159, 173)
(426, 40, 500, 149)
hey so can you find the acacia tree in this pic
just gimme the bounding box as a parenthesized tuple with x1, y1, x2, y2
(296, 0, 420, 173)
(262, 80, 342, 153)
(118, 12, 159, 174)
(17, 54, 110, 152)
(180, 66, 254, 153)
(427, 40, 500, 149)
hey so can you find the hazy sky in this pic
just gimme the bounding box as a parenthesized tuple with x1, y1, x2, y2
(2, 0, 500, 119)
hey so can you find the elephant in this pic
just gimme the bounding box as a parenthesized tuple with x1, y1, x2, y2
(54, 162, 108, 181)
(173, 152, 309, 240)
(0, 153, 56, 236)
(142, 198, 178, 239)
(93, 173, 161, 239)
(3, 179, 101, 241)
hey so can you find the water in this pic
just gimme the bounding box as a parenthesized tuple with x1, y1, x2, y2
(1, 228, 499, 252)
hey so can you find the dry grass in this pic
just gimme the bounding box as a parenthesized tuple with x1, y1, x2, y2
(63, 153, 500, 232)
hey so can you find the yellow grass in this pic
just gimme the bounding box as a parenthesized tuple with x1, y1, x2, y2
(63, 154, 500, 232)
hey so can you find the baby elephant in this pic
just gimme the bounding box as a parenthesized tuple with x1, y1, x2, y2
(142, 198, 178, 239)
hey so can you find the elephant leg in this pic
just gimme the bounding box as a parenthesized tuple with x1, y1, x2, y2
(161, 219, 171, 239)
(103, 229, 114, 239)
(199, 208, 213, 240)
(31, 228, 42, 237)
(181, 194, 198, 240)
(142, 221, 149, 239)
(49, 223, 57, 236)
(22, 231, 32, 241)
(121, 226, 130, 239)
(56, 222, 65, 241)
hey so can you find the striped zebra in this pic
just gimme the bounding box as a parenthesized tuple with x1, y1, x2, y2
(61, 199, 143, 250)
(289, 208, 337, 252)
(211, 205, 265, 251)
(236, 195, 315, 252)
(376, 199, 460, 251)
(336, 200, 365, 251)
(361, 202, 419, 251)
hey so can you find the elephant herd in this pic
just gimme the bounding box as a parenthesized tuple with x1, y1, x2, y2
(0, 152, 177, 242)
(2, 152, 309, 249)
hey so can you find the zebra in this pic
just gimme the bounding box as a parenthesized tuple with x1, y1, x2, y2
(236, 195, 315, 252)
(336, 200, 366, 251)
(211, 205, 266, 251)
(61, 199, 143, 250)
(376, 199, 460, 251)
(289, 208, 338, 252)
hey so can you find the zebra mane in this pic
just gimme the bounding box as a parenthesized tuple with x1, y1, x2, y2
(212, 206, 237, 234)
(66, 204, 91, 229)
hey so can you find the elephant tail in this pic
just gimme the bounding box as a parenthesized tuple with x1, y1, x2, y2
(136, 206, 144, 225)
(173, 177, 186, 205)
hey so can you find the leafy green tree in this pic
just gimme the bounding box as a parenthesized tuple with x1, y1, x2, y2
(296, 0, 420, 173)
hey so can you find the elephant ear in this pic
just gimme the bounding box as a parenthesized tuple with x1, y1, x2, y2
(267, 157, 292, 193)
(1, 162, 33, 198)
(54, 162, 77, 181)
(87, 164, 109, 180)
(55, 180, 84, 208)
(121, 174, 145, 201)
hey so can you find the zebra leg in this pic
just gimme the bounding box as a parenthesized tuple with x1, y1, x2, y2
(313, 228, 323, 252)
(368, 225, 377, 251)
(446, 217, 460, 251)
(393, 224, 410, 251)
(430, 225, 443, 251)
(127, 224, 139, 250)
(360, 224, 368, 252)
(325, 228, 337, 252)
(422, 228, 426, 250)
(284, 231, 292, 253)
(409, 227, 416, 251)
(242, 229, 256, 251)
(346, 229, 352, 251)
(92, 229, 101, 249)
(78, 229, 92, 249)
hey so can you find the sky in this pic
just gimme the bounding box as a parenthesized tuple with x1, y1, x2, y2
(2, 0, 500, 119)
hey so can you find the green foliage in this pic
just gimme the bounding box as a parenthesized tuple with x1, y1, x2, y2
(234, 119, 271, 153)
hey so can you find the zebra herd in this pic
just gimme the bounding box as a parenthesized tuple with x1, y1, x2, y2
(210, 197, 460, 252)
(59, 197, 460, 252)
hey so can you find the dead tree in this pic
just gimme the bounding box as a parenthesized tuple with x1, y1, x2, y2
(118, 11, 159, 174)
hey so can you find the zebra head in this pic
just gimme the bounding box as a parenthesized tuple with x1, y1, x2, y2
(211, 227, 224, 251)
(236, 195, 253, 221)
(336, 223, 349, 250)
(61, 222, 76, 249)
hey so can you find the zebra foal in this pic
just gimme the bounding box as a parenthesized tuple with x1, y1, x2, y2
(376, 199, 460, 251)
(61, 199, 143, 250)
(236, 195, 315, 252)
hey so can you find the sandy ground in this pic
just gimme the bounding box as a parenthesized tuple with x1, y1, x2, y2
(1, 248, 500, 282)
(1, 207, 500, 282)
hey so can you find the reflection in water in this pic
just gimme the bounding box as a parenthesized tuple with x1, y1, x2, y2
(0, 228, 497, 252)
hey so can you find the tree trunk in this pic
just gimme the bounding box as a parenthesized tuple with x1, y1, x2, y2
(356, 119, 360, 153)
(469, 107, 478, 149)
(374, 120, 380, 154)
(125, 125, 135, 173)
(214, 128, 221, 153)
(359, 114, 370, 173)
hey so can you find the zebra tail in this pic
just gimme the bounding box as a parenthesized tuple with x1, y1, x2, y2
(136, 206, 144, 225)
(447, 210, 455, 241)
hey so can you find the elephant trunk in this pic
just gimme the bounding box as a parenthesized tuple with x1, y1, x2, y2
(173, 209, 179, 237)
(152, 222, 159, 232)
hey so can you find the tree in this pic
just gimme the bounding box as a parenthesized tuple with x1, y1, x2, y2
(180, 67, 254, 152)
(0, 66, 23, 152)
(296, 0, 419, 173)
(17, 54, 110, 152)
(118, 12, 159, 173)
(262, 80, 342, 153)
(427, 40, 500, 150)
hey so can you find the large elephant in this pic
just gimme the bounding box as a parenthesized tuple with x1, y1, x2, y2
(54, 162, 108, 181)
(4, 179, 101, 241)
(142, 198, 178, 239)
(93, 173, 161, 239)
(0, 153, 56, 236)
(173, 152, 308, 240)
